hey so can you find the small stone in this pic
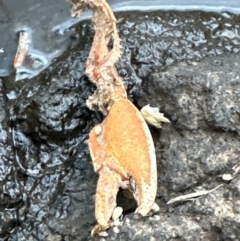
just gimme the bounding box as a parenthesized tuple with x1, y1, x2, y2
(150, 215, 160, 221)
(125, 218, 130, 224)
(98, 231, 108, 237)
(113, 226, 120, 233)
(112, 207, 123, 221)
(151, 202, 160, 213)
(222, 174, 233, 181)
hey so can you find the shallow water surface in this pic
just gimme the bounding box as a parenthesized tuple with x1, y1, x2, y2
(1, 0, 240, 77)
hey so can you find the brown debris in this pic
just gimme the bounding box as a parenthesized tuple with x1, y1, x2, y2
(68, 0, 126, 115)
(14, 31, 30, 68)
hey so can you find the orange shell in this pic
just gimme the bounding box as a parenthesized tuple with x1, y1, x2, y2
(89, 96, 155, 188)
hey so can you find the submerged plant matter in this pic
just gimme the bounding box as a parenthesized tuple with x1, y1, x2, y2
(14, 31, 30, 68)
(68, 0, 169, 236)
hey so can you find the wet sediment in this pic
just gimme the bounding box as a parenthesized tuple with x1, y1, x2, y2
(0, 11, 240, 240)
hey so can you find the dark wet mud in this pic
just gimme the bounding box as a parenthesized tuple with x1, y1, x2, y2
(0, 7, 240, 241)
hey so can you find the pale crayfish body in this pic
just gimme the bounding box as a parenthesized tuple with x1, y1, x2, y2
(88, 92, 159, 235)
(68, 0, 170, 236)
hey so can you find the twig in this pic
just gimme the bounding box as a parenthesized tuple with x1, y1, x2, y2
(167, 184, 223, 205)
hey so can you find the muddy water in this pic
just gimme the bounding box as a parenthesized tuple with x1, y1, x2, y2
(0, 5, 240, 241)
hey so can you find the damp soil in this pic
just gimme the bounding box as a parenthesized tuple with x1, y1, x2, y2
(0, 9, 240, 241)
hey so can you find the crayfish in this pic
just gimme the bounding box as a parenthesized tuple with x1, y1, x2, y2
(69, 0, 170, 235)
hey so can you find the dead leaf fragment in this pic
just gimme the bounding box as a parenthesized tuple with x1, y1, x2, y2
(141, 104, 170, 128)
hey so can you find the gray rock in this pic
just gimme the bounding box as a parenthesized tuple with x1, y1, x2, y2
(88, 55, 240, 241)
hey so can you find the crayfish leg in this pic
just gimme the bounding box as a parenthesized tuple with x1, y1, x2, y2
(93, 166, 122, 233)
